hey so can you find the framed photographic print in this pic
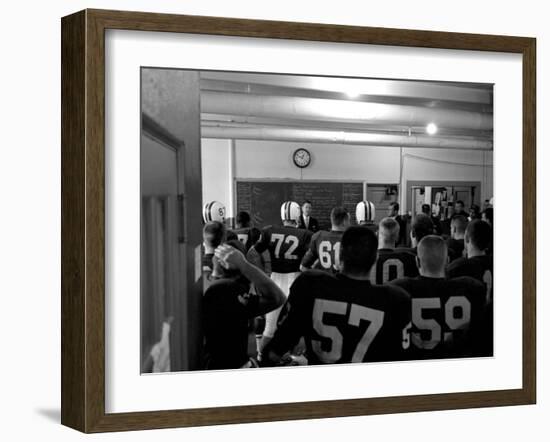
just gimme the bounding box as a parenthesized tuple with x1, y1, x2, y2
(61, 9, 536, 433)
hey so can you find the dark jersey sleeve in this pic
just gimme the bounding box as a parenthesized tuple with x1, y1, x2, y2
(301, 231, 321, 268)
(226, 230, 238, 242)
(253, 226, 272, 254)
(269, 274, 311, 356)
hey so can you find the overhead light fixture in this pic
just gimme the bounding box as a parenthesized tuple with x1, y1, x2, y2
(426, 122, 438, 135)
(346, 90, 360, 99)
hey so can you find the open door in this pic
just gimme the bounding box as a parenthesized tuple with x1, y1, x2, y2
(140, 68, 203, 372)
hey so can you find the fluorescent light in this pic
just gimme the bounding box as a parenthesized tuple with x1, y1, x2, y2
(426, 122, 438, 135)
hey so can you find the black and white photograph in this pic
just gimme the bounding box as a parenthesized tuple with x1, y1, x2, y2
(140, 68, 494, 373)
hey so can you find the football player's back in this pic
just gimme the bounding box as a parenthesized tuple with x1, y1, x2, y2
(371, 217, 418, 284)
(257, 224, 312, 273)
(266, 226, 412, 366)
(301, 206, 350, 273)
(275, 271, 411, 364)
(391, 235, 487, 359)
(446, 219, 494, 355)
(230, 210, 261, 252)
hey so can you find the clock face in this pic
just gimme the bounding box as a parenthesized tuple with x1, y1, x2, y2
(293, 148, 311, 168)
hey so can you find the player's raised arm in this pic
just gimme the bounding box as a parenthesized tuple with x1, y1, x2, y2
(263, 275, 309, 365)
(215, 244, 284, 316)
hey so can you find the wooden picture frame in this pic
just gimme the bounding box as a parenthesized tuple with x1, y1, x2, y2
(61, 9, 536, 433)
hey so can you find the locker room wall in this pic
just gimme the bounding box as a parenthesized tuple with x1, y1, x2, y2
(201, 138, 493, 216)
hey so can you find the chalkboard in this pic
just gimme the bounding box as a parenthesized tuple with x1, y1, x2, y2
(236, 181, 364, 230)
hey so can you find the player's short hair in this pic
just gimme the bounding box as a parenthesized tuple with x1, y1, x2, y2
(340, 226, 378, 275)
(451, 215, 468, 234)
(203, 221, 226, 248)
(330, 206, 349, 227)
(465, 219, 492, 252)
(302, 200, 312, 206)
(411, 214, 434, 242)
(214, 240, 247, 279)
(379, 217, 400, 244)
(421, 204, 431, 215)
(455, 200, 465, 207)
(482, 207, 493, 225)
(236, 211, 251, 227)
(417, 235, 448, 273)
(389, 201, 399, 212)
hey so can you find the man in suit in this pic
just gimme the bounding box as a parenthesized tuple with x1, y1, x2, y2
(298, 200, 319, 232)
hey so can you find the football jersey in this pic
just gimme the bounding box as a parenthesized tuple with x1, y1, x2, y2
(370, 248, 418, 284)
(202, 278, 260, 370)
(390, 276, 488, 359)
(301, 230, 344, 273)
(447, 255, 493, 304)
(254, 225, 312, 274)
(230, 227, 261, 252)
(269, 271, 411, 364)
(447, 238, 465, 262)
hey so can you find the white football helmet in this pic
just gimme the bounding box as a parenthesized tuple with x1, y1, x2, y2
(203, 201, 226, 223)
(280, 201, 301, 223)
(356, 200, 376, 223)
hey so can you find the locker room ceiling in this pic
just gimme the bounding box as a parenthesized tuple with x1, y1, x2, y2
(199, 71, 493, 151)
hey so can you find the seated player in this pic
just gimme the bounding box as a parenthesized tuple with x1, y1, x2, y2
(399, 213, 434, 254)
(264, 226, 411, 366)
(300, 206, 350, 273)
(202, 221, 227, 281)
(370, 217, 418, 284)
(249, 201, 313, 355)
(231, 211, 261, 252)
(447, 215, 468, 262)
(202, 242, 285, 370)
(391, 235, 487, 359)
(356, 200, 377, 233)
(447, 219, 493, 305)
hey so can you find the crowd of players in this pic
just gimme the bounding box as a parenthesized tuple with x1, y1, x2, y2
(200, 198, 494, 370)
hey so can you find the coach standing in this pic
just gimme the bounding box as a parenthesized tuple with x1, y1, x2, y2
(298, 200, 319, 232)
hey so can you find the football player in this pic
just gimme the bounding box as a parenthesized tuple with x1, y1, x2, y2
(300, 206, 350, 273)
(202, 242, 285, 370)
(447, 215, 468, 262)
(231, 211, 261, 252)
(447, 219, 493, 305)
(264, 226, 411, 365)
(370, 217, 418, 284)
(356, 200, 377, 233)
(447, 220, 494, 356)
(402, 213, 434, 254)
(391, 235, 487, 359)
(202, 221, 227, 282)
(249, 201, 313, 354)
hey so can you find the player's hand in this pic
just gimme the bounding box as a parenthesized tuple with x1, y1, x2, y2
(214, 244, 247, 270)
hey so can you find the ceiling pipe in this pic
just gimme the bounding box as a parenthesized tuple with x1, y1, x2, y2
(200, 79, 492, 112)
(201, 91, 493, 131)
(201, 126, 493, 150)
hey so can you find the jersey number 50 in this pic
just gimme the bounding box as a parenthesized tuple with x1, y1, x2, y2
(312, 299, 384, 363)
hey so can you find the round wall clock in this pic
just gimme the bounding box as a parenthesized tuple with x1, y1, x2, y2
(293, 148, 311, 168)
